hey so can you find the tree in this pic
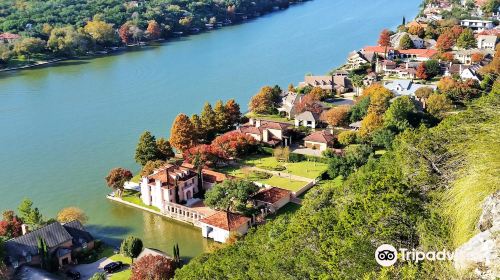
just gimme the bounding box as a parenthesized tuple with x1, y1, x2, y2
(424, 60, 440, 78)
(349, 96, 370, 122)
(57, 207, 88, 224)
(415, 87, 434, 106)
(359, 112, 383, 137)
(436, 30, 455, 52)
(14, 37, 46, 62)
(83, 17, 117, 47)
(131, 254, 176, 280)
(456, 28, 477, 49)
(383, 96, 417, 131)
(273, 146, 290, 162)
(211, 131, 257, 160)
(156, 137, 175, 160)
(408, 25, 424, 38)
(146, 20, 161, 40)
(214, 100, 230, 133)
(0, 211, 23, 238)
(338, 130, 357, 146)
(141, 160, 166, 177)
(248, 86, 281, 114)
(105, 168, 133, 197)
(416, 63, 428, 80)
(378, 29, 391, 47)
(190, 114, 204, 143)
(366, 86, 394, 116)
(350, 74, 365, 96)
(201, 102, 217, 140)
(170, 114, 196, 152)
(309, 87, 328, 100)
(183, 144, 220, 167)
(399, 34, 414, 50)
(372, 128, 395, 150)
(427, 94, 453, 119)
(437, 77, 481, 102)
(89, 272, 107, 280)
(320, 105, 351, 127)
(225, 99, 241, 129)
(204, 180, 259, 213)
(119, 22, 134, 44)
(47, 26, 90, 56)
(295, 91, 323, 114)
(17, 199, 43, 228)
(326, 144, 373, 178)
(120, 236, 143, 263)
(439, 52, 454, 62)
(471, 53, 484, 64)
(135, 131, 159, 166)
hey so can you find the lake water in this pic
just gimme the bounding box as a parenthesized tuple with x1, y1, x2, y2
(0, 0, 420, 258)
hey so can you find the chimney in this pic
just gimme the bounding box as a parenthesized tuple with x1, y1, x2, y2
(255, 119, 261, 128)
(249, 118, 254, 125)
(21, 224, 29, 235)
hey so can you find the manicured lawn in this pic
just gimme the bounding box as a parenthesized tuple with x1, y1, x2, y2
(121, 190, 160, 212)
(130, 174, 141, 183)
(109, 254, 132, 280)
(242, 155, 328, 179)
(245, 113, 294, 124)
(258, 175, 307, 192)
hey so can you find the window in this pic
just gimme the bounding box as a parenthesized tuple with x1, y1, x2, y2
(82, 242, 88, 249)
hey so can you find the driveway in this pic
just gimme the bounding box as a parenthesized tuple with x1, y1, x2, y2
(69, 257, 115, 279)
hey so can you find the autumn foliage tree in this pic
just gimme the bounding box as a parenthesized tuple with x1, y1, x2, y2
(0, 211, 23, 239)
(416, 63, 428, 80)
(146, 20, 161, 40)
(119, 22, 133, 44)
(436, 30, 455, 52)
(359, 112, 384, 137)
(84, 17, 117, 47)
(57, 207, 88, 224)
(225, 99, 241, 129)
(472, 53, 484, 64)
(408, 24, 425, 38)
(426, 94, 453, 119)
(295, 91, 323, 114)
(105, 168, 133, 197)
(170, 113, 196, 152)
(320, 105, 351, 127)
(211, 131, 257, 160)
(437, 77, 481, 102)
(378, 29, 391, 47)
(249, 86, 281, 114)
(131, 254, 176, 280)
(183, 144, 220, 166)
(140, 160, 166, 176)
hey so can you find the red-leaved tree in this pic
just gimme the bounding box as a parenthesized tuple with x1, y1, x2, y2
(416, 63, 428, 80)
(183, 144, 221, 166)
(378, 29, 391, 47)
(131, 255, 176, 280)
(0, 210, 23, 239)
(211, 131, 257, 160)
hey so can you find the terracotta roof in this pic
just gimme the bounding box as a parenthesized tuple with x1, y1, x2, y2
(200, 211, 250, 231)
(252, 187, 290, 204)
(0, 33, 21, 40)
(181, 163, 229, 183)
(259, 120, 291, 130)
(236, 125, 261, 134)
(363, 46, 394, 53)
(398, 49, 438, 58)
(303, 130, 336, 144)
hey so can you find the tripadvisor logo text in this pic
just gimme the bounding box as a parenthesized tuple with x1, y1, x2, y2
(375, 244, 454, 267)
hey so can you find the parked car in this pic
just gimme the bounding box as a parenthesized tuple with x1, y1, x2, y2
(66, 270, 81, 279)
(104, 261, 123, 273)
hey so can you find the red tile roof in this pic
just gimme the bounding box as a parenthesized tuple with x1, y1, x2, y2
(252, 187, 290, 204)
(200, 211, 250, 231)
(363, 46, 394, 53)
(182, 163, 230, 183)
(303, 130, 336, 144)
(0, 33, 21, 40)
(398, 49, 438, 58)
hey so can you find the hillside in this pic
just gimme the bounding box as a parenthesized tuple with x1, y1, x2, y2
(175, 92, 500, 279)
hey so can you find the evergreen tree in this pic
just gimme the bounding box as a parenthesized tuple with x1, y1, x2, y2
(456, 28, 477, 49)
(398, 34, 414, 50)
(135, 131, 158, 166)
(201, 102, 217, 140)
(225, 99, 241, 130)
(214, 100, 230, 133)
(18, 199, 43, 228)
(120, 236, 143, 263)
(156, 137, 175, 160)
(191, 114, 204, 143)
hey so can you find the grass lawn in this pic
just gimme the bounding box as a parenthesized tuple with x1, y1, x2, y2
(245, 112, 294, 124)
(121, 190, 160, 212)
(258, 176, 307, 192)
(242, 155, 328, 179)
(130, 174, 141, 183)
(266, 203, 301, 221)
(109, 254, 132, 280)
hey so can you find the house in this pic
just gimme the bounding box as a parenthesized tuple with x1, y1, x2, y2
(397, 49, 438, 62)
(477, 35, 498, 50)
(252, 187, 291, 213)
(362, 46, 396, 60)
(383, 79, 437, 97)
(295, 111, 321, 129)
(460, 65, 482, 81)
(460, 19, 494, 32)
(364, 72, 378, 86)
(140, 163, 200, 208)
(303, 130, 336, 151)
(346, 51, 372, 70)
(0, 33, 21, 45)
(181, 163, 228, 190)
(349, 121, 362, 130)
(137, 248, 171, 261)
(200, 211, 251, 243)
(376, 60, 397, 74)
(300, 75, 353, 94)
(390, 32, 425, 49)
(277, 91, 302, 118)
(452, 49, 491, 65)
(3, 221, 94, 271)
(235, 119, 292, 146)
(424, 38, 437, 49)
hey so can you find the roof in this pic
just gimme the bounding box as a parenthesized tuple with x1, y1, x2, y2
(349, 121, 362, 128)
(137, 248, 171, 260)
(200, 211, 250, 231)
(259, 120, 291, 130)
(398, 49, 438, 58)
(384, 80, 437, 96)
(62, 220, 94, 247)
(477, 35, 498, 45)
(0, 33, 21, 40)
(147, 164, 196, 185)
(295, 111, 320, 122)
(303, 130, 336, 144)
(363, 46, 395, 53)
(236, 125, 261, 135)
(4, 222, 73, 261)
(252, 187, 291, 204)
(181, 163, 229, 184)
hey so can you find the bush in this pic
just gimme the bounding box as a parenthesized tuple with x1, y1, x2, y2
(338, 131, 358, 145)
(250, 171, 272, 180)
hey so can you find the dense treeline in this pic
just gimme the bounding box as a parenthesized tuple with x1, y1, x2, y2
(174, 92, 499, 279)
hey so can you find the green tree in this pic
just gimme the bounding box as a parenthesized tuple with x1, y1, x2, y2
(190, 114, 204, 143)
(204, 179, 259, 213)
(327, 144, 373, 178)
(47, 26, 91, 56)
(349, 97, 370, 122)
(89, 272, 107, 280)
(135, 131, 158, 166)
(14, 38, 46, 62)
(214, 100, 230, 133)
(338, 130, 357, 146)
(383, 96, 417, 131)
(399, 34, 414, 50)
(424, 59, 440, 78)
(201, 102, 217, 140)
(120, 236, 143, 263)
(18, 199, 44, 228)
(156, 137, 174, 160)
(456, 28, 476, 49)
(427, 94, 453, 119)
(372, 128, 396, 150)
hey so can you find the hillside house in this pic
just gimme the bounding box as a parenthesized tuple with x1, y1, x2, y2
(200, 211, 251, 243)
(303, 130, 336, 152)
(477, 35, 498, 50)
(460, 19, 494, 32)
(235, 119, 292, 146)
